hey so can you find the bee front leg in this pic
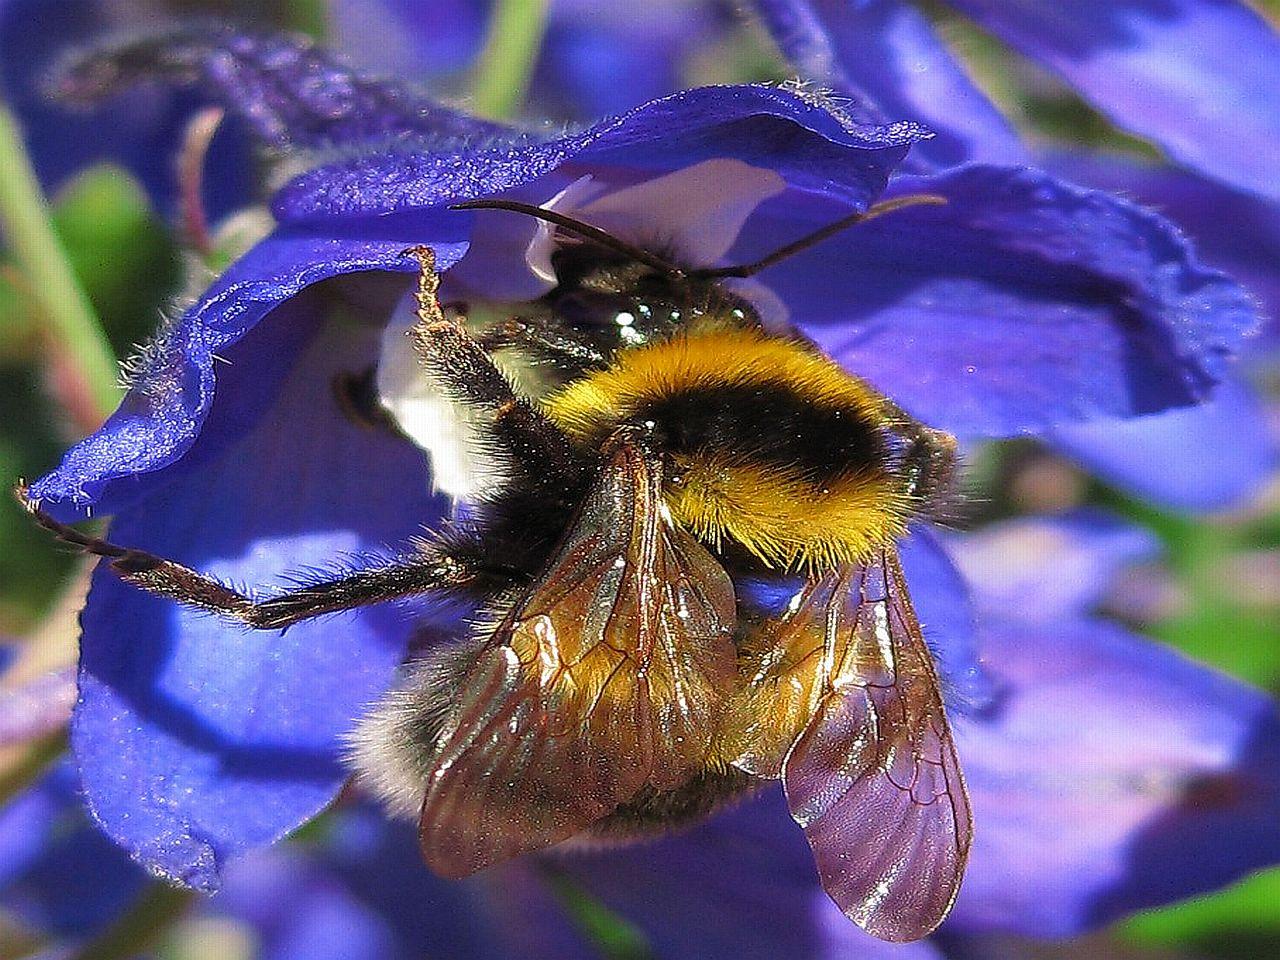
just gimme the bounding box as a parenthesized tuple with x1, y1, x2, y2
(403, 245, 588, 491)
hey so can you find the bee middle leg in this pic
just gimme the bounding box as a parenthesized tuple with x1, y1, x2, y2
(403, 246, 587, 490)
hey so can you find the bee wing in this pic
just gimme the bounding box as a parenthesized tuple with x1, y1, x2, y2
(419, 436, 738, 878)
(733, 549, 971, 942)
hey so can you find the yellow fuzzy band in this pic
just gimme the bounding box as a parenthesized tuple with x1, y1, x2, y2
(666, 455, 906, 571)
(542, 327, 890, 441)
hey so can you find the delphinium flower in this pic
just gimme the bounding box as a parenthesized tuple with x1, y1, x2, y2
(10, 20, 1279, 956)
(1033, 151, 1280, 509)
(747, 0, 1280, 198)
(234, 0, 1279, 514)
(1, 0, 737, 214)
(746, 0, 1280, 511)
(0, 770, 595, 959)
(0, 763, 149, 946)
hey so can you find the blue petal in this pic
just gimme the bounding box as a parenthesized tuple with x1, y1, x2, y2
(0, 769, 56, 889)
(33, 83, 916, 519)
(560, 789, 948, 959)
(217, 846, 399, 960)
(51, 23, 502, 151)
(318, 808, 595, 959)
(1043, 151, 1280, 353)
(273, 84, 924, 223)
(219, 847, 421, 960)
(757, 164, 1260, 436)
(334, 0, 734, 121)
(0, 764, 147, 937)
(748, 0, 1025, 168)
(950, 617, 1280, 937)
(900, 526, 993, 712)
(533, 2, 734, 118)
(479, 862, 601, 960)
(315, 810, 500, 957)
(0, 0, 254, 217)
(1031, 155, 1278, 507)
(29, 220, 468, 519)
(331, 0, 487, 82)
(70, 298, 444, 888)
(947, 0, 1280, 203)
(222, 860, 394, 960)
(1048, 378, 1277, 511)
(942, 509, 1160, 621)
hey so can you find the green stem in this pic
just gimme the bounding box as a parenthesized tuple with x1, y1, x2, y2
(470, 0, 552, 120)
(0, 104, 119, 419)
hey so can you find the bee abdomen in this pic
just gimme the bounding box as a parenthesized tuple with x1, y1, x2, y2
(576, 768, 758, 846)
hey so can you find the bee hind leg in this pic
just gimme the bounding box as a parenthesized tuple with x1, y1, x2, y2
(16, 483, 486, 629)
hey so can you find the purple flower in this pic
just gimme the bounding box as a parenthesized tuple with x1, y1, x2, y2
(0, 2, 504, 227)
(1040, 153, 1280, 509)
(748, 0, 1280, 202)
(0, 770, 588, 959)
(21, 23, 1277, 950)
(0, 0, 256, 219)
(0, 763, 148, 938)
(749, 0, 1280, 510)
(940, 513, 1280, 936)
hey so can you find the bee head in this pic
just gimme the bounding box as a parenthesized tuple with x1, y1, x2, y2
(449, 192, 944, 364)
(546, 244, 762, 351)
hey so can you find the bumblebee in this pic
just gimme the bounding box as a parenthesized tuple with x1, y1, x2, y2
(23, 192, 969, 942)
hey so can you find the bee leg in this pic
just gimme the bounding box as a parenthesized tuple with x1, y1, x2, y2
(477, 316, 607, 371)
(883, 402, 958, 514)
(17, 484, 487, 629)
(403, 245, 587, 489)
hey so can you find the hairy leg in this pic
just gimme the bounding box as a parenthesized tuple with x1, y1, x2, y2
(476, 315, 607, 371)
(18, 486, 490, 629)
(403, 246, 587, 489)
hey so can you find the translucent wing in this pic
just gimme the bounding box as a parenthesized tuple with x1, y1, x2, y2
(419, 435, 738, 877)
(730, 548, 971, 942)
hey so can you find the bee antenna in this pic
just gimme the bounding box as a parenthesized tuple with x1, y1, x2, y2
(694, 193, 947, 279)
(450, 199, 685, 277)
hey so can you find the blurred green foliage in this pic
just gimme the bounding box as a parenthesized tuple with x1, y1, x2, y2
(1126, 870, 1280, 958)
(0, 165, 178, 631)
